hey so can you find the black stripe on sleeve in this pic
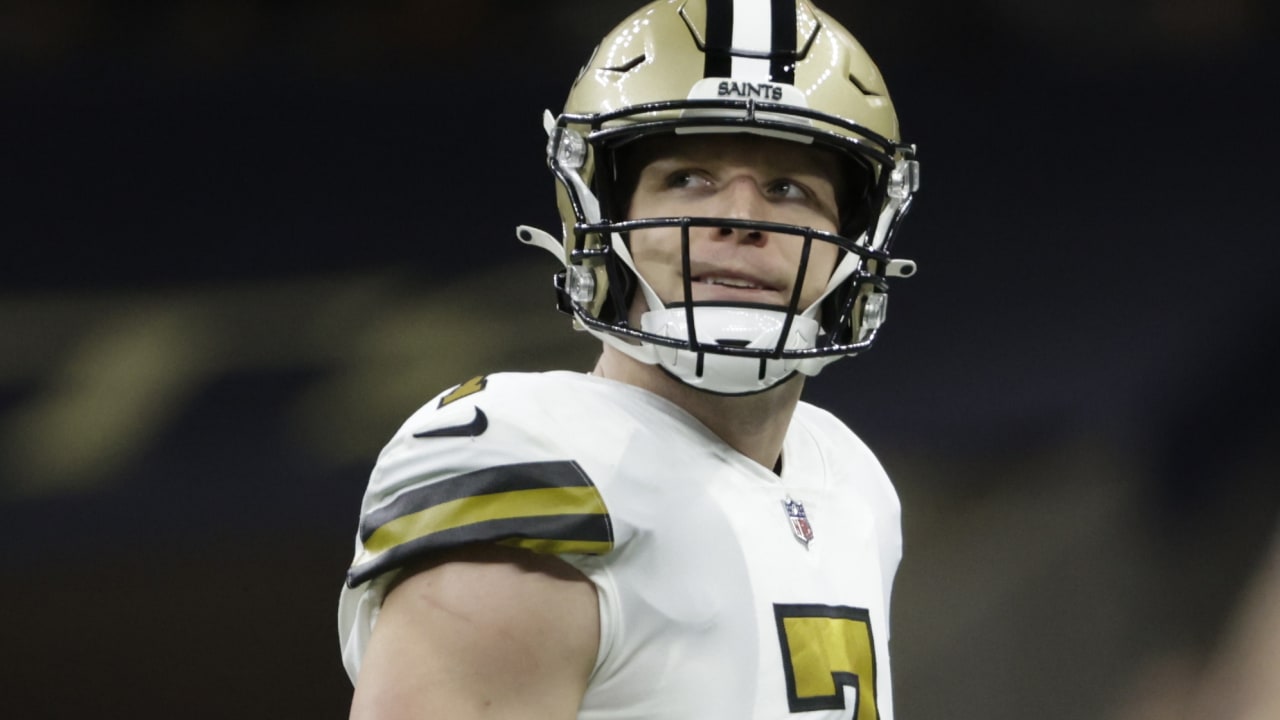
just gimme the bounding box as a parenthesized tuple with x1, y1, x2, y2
(346, 512, 613, 588)
(359, 461, 594, 543)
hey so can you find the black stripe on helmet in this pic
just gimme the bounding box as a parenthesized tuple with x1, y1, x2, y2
(704, 0, 735, 78)
(770, 0, 798, 83)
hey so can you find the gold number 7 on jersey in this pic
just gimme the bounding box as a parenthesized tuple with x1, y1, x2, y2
(774, 604, 880, 719)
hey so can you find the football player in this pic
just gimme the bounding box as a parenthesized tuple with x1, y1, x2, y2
(339, 1, 920, 718)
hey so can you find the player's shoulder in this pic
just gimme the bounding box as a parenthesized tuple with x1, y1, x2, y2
(398, 371, 587, 429)
(791, 400, 875, 458)
(367, 370, 619, 501)
(791, 400, 899, 504)
(347, 371, 621, 588)
(382, 371, 602, 457)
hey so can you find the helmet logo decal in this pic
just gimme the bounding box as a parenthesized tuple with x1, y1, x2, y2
(717, 80, 784, 101)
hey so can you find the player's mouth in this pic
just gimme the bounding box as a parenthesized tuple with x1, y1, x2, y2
(689, 273, 782, 303)
(701, 275, 765, 290)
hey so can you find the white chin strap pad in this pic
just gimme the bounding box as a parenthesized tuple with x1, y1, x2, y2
(638, 305, 830, 395)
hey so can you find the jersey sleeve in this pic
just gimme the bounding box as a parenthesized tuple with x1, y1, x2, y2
(345, 374, 616, 589)
(338, 373, 617, 681)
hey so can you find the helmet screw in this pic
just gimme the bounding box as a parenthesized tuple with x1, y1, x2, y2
(567, 265, 596, 304)
(888, 159, 920, 201)
(863, 293, 889, 330)
(548, 128, 588, 170)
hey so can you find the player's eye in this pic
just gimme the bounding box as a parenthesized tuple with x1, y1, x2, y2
(665, 169, 710, 189)
(766, 179, 810, 200)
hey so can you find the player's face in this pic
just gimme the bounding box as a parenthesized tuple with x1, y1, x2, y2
(623, 134, 843, 314)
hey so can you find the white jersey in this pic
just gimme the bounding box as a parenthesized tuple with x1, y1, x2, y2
(339, 371, 902, 720)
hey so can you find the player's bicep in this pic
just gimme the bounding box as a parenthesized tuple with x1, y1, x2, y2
(349, 544, 600, 720)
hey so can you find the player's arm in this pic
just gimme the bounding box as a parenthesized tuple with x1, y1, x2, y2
(349, 543, 600, 720)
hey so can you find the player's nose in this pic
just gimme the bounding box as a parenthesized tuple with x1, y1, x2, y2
(710, 176, 769, 245)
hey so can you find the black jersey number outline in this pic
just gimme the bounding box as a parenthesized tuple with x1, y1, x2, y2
(774, 604, 879, 719)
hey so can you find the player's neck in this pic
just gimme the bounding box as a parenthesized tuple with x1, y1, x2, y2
(592, 346, 803, 472)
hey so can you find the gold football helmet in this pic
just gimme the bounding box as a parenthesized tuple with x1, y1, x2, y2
(519, 0, 919, 395)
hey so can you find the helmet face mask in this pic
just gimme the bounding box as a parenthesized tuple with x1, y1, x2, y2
(523, 0, 919, 395)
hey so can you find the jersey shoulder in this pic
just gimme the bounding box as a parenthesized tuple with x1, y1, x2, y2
(792, 400, 879, 462)
(791, 400, 900, 512)
(346, 372, 620, 589)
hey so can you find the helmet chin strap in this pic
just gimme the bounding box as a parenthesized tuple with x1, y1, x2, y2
(637, 305, 829, 395)
(517, 224, 564, 259)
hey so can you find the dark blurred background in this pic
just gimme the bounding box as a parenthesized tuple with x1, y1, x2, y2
(2, 1, 1278, 718)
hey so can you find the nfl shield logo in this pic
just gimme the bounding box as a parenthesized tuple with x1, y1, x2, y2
(782, 496, 814, 549)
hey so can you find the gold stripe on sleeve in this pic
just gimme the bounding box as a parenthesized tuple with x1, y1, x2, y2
(363, 486, 609, 554)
